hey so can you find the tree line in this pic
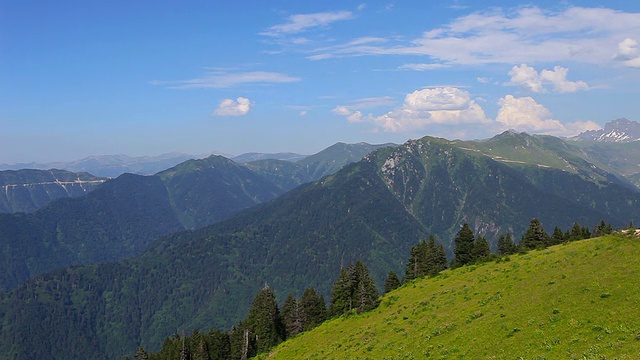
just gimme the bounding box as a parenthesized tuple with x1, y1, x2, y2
(131, 218, 615, 359)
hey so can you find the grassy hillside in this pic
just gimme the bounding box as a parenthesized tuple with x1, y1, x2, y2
(265, 234, 640, 359)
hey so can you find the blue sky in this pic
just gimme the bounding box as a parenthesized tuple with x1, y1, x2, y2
(2, 0, 640, 163)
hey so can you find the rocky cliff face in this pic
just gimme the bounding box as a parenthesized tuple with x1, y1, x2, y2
(573, 118, 640, 142)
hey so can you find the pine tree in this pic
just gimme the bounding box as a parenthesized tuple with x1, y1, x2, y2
(426, 235, 448, 276)
(472, 236, 491, 262)
(497, 233, 517, 255)
(207, 329, 230, 360)
(568, 222, 584, 241)
(520, 218, 549, 250)
(245, 285, 285, 356)
(384, 271, 401, 293)
(452, 223, 475, 268)
(281, 293, 303, 338)
(404, 240, 428, 282)
(550, 226, 565, 245)
(330, 261, 379, 316)
(300, 287, 326, 331)
(355, 261, 379, 313)
(329, 267, 352, 317)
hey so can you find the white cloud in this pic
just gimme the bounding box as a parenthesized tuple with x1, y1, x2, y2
(398, 63, 449, 71)
(506, 64, 589, 93)
(299, 110, 308, 117)
(261, 11, 354, 36)
(214, 97, 252, 116)
(495, 95, 599, 136)
(153, 71, 301, 89)
(308, 6, 640, 66)
(477, 77, 490, 83)
(334, 87, 490, 132)
(614, 38, 640, 68)
(331, 105, 353, 116)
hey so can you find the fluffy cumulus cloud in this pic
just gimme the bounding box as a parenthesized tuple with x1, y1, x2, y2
(334, 87, 491, 133)
(506, 64, 589, 93)
(614, 38, 640, 68)
(495, 95, 600, 136)
(213, 97, 252, 116)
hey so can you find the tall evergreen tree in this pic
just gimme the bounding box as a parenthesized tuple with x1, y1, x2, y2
(404, 240, 428, 282)
(497, 233, 517, 255)
(384, 271, 401, 293)
(425, 235, 448, 276)
(520, 218, 549, 250)
(329, 267, 352, 317)
(300, 287, 326, 331)
(245, 285, 285, 356)
(549, 226, 565, 245)
(472, 236, 491, 262)
(281, 293, 304, 338)
(330, 261, 378, 316)
(568, 222, 584, 242)
(207, 329, 231, 360)
(452, 223, 475, 268)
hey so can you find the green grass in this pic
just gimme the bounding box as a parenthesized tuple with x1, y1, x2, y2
(263, 234, 640, 359)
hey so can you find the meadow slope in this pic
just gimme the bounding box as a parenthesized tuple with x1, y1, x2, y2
(265, 234, 640, 359)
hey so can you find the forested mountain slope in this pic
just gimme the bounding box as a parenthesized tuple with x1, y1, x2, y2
(0, 169, 106, 213)
(1, 135, 639, 359)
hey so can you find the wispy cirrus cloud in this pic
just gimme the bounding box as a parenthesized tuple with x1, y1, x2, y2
(261, 10, 354, 36)
(308, 6, 640, 66)
(152, 71, 301, 89)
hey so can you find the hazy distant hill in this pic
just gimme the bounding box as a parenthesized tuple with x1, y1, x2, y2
(244, 142, 398, 191)
(2, 134, 639, 359)
(0, 152, 198, 178)
(232, 152, 306, 163)
(0, 169, 106, 213)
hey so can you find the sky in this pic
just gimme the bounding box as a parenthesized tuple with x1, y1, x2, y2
(2, 0, 640, 163)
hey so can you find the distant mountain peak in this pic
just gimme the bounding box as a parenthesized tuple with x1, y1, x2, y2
(573, 118, 640, 143)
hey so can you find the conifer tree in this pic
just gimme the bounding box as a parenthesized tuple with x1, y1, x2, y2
(207, 329, 230, 360)
(384, 271, 401, 293)
(404, 240, 428, 281)
(329, 267, 352, 317)
(520, 218, 549, 250)
(245, 285, 285, 356)
(330, 261, 378, 316)
(426, 235, 448, 276)
(497, 233, 517, 255)
(568, 222, 584, 241)
(281, 293, 303, 338)
(550, 226, 565, 245)
(452, 223, 475, 268)
(472, 236, 491, 262)
(300, 287, 326, 331)
(355, 261, 378, 313)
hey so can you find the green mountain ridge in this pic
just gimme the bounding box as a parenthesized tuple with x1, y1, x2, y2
(1, 134, 639, 359)
(0, 143, 387, 292)
(0, 169, 107, 213)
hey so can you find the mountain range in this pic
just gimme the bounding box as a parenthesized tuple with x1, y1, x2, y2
(1, 131, 640, 359)
(0, 169, 107, 213)
(0, 142, 393, 292)
(572, 117, 640, 142)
